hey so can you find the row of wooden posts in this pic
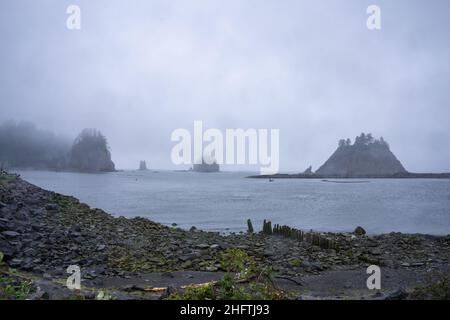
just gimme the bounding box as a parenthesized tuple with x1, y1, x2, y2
(248, 219, 338, 250)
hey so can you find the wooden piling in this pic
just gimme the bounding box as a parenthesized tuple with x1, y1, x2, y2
(259, 219, 338, 251)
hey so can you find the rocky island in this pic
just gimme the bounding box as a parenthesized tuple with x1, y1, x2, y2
(0, 122, 115, 173)
(191, 158, 220, 173)
(1, 172, 449, 300)
(316, 133, 406, 177)
(69, 129, 115, 172)
(250, 133, 450, 179)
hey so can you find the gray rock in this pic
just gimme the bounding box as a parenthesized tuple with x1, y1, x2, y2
(45, 204, 59, 211)
(371, 292, 385, 299)
(354, 226, 366, 236)
(205, 266, 218, 272)
(311, 262, 324, 271)
(28, 289, 50, 300)
(2, 230, 20, 238)
(159, 285, 177, 300)
(195, 244, 210, 249)
(385, 288, 409, 300)
(263, 250, 274, 257)
(400, 262, 411, 267)
(83, 291, 96, 299)
(9, 258, 23, 267)
(179, 252, 201, 261)
(82, 271, 97, 280)
(382, 259, 395, 268)
(371, 248, 382, 255)
(410, 262, 424, 267)
(32, 279, 74, 300)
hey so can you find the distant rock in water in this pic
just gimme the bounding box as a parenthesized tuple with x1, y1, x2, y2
(139, 160, 148, 171)
(69, 129, 115, 172)
(192, 158, 220, 172)
(302, 166, 313, 175)
(315, 133, 406, 177)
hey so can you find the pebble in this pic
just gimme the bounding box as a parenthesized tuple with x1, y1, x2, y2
(2, 230, 20, 238)
(400, 262, 411, 267)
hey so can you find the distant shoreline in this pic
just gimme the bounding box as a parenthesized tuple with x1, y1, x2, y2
(247, 172, 450, 179)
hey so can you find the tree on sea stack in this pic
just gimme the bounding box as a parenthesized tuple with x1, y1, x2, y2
(69, 129, 115, 172)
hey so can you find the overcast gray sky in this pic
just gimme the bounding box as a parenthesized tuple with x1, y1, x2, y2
(1, 0, 449, 172)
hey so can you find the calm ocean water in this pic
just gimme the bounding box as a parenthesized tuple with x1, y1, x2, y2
(16, 170, 450, 235)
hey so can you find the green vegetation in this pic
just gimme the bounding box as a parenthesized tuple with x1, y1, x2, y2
(96, 290, 114, 300)
(0, 272, 33, 300)
(107, 246, 179, 273)
(290, 258, 301, 267)
(219, 248, 259, 278)
(0, 174, 16, 186)
(410, 272, 450, 300)
(0, 255, 33, 300)
(0, 278, 32, 300)
(167, 248, 288, 300)
(168, 283, 216, 300)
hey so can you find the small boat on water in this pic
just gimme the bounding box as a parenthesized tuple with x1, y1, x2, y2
(269, 178, 274, 182)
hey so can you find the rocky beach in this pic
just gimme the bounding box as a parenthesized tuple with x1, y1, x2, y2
(1, 173, 449, 300)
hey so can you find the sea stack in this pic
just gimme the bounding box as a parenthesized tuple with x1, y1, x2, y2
(69, 128, 115, 172)
(139, 160, 148, 171)
(315, 133, 406, 177)
(192, 158, 220, 172)
(302, 166, 313, 175)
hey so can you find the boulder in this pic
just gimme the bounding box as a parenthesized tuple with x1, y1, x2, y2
(354, 226, 366, 236)
(385, 288, 409, 300)
(2, 230, 20, 238)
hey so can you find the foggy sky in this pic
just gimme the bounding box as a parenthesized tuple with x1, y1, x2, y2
(1, 0, 449, 172)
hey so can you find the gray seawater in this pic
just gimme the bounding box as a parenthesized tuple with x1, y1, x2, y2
(16, 170, 450, 235)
